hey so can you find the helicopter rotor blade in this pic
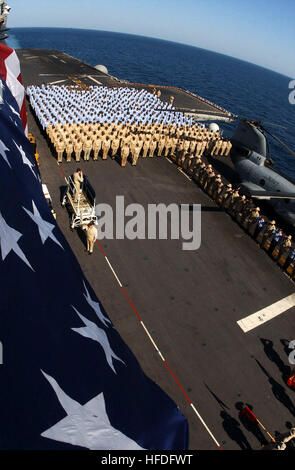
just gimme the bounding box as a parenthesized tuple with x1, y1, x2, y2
(153, 108, 237, 122)
(261, 126, 295, 159)
(259, 121, 287, 129)
(154, 107, 237, 116)
(237, 116, 287, 129)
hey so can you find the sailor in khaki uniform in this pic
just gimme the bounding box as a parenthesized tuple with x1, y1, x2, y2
(210, 139, 218, 156)
(200, 140, 207, 156)
(102, 136, 111, 160)
(92, 136, 102, 160)
(189, 139, 197, 155)
(221, 183, 233, 207)
(131, 142, 141, 166)
(55, 138, 65, 163)
(220, 139, 228, 156)
(86, 222, 98, 254)
(111, 135, 120, 159)
(148, 138, 157, 158)
(189, 155, 201, 177)
(217, 139, 224, 156)
(73, 168, 84, 202)
(121, 143, 130, 167)
(195, 140, 202, 157)
(157, 134, 166, 157)
(142, 135, 151, 158)
(213, 179, 223, 201)
(74, 138, 83, 162)
(65, 140, 73, 163)
(225, 140, 232, 156)
(164, 135, 172, 157)
(170, 136, 178, 155)
(83, 136, 92, 161)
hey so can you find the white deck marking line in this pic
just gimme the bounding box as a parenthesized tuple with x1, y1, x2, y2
(165, 157, 173, 164)
(237, 293, 295, 333)
(141, 321, 221, 448)
(88, 75, 102, 85)
(190, 403, 221, 448)
(141, 321, 165, 361)
(177, 167, 191, 180)
(105, 256, 123, 287)
(39, 73, 67, 76)
(48, 79, 67, 85)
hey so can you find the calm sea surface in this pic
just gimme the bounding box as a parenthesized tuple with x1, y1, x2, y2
(6, 27, 295, 179)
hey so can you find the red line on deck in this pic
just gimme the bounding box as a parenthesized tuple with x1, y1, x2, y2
(121, 286, 142, 322)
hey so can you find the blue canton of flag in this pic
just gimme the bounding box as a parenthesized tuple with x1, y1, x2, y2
(0, 78, 188, 450)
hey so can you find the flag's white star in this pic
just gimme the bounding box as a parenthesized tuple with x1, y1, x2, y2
(9, 104, 20, 117)
(13, 140, 37, 178)
(9, 115, 18, 127)
(22, 200, 63, 249)
(83, 281, 111, 327)
(41, 370, 145, 450)
(71, 306, 125, 374)
(0, 139, 11, 168)
(0, 211, 33, 270)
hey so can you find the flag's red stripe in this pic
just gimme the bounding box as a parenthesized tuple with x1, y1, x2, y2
(0, 43, 13, 61)
(17, 72, 23, 84)
(20, 98, 27, 132)
(0, 56, 7, 81)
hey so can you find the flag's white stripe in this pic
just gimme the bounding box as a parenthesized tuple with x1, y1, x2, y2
(5, 50, 21, 78)
(3, 47, 27, 132)
(237, 293, 295, 333)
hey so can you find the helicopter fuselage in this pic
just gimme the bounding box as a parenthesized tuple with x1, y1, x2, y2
(232, 150, 295, 226)
(228, 119, 295, 227)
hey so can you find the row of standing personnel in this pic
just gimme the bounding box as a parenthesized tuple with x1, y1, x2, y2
(45, 122, 232, 165)
(172, 151, 295, 275)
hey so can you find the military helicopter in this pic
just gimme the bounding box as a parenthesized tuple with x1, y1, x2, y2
(228, 118, 295, 226)
(157, 105, 295, 227)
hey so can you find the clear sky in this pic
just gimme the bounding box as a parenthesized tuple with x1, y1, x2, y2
(7, 0, 295, 78)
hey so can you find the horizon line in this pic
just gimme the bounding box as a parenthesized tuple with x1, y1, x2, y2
(8, 25, 294, 81)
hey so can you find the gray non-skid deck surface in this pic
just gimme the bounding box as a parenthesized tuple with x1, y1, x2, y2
(17, 49, 230, 118)
(20, 51, 295, 450)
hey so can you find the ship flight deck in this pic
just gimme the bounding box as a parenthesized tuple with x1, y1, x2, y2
(18, 49, 295, 450)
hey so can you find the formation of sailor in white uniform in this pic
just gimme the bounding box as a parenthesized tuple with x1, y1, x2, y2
(27, 84, 192, 128)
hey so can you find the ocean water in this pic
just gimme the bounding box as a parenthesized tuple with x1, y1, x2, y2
(6, 27, 295, 179)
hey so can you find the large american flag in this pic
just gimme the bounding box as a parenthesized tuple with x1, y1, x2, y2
(0, 47, 188, 450)
(0, 42, 27, 135)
